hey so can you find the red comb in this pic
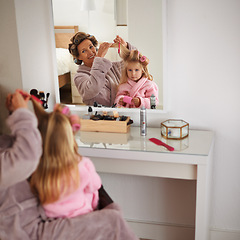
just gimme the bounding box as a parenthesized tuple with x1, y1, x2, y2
(118, 42, 120, 54)
(149, 138, 174, 151)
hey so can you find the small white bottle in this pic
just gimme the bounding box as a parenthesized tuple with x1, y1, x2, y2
(150, 94, 156, 109)
(140, 106, 147, 136)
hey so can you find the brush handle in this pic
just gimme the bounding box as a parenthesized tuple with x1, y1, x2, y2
(19, 90, 43, 104)
(149, 138, 174, 151)
(118, 42, 120, 54)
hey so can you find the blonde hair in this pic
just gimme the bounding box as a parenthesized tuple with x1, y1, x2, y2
(111, 43, 153, 86)
(30, 100, 80, 204)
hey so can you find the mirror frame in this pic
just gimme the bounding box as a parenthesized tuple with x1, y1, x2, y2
(52, 0, 167, 114)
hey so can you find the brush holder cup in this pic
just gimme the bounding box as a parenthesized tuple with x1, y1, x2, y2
(161, 119, 189, 140)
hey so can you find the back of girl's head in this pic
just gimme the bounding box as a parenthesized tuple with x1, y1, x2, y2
(30, 100, 80, 204)
(31, 100, 77, 157)
(43, 112, 76, 157)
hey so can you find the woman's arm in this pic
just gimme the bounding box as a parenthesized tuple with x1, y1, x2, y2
(0, 108, 42, 189)
(74, 58, 112, 101)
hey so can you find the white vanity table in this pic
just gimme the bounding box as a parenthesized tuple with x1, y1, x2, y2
(75, 127, 214, 240)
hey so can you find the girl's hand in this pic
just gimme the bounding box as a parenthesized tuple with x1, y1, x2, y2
(132, 97, 141, 107)
(118, 98, 126, 107)
(97, 42, 112, 58)
(113, 35, 127, 48)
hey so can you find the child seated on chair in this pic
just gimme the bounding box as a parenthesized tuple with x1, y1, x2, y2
(30, 102, 101, 218)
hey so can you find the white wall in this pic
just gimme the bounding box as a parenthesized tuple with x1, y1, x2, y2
(0, 0, 22, 134)
(166, 0, 240, 236)
(1, 0, 240, 239)
(14, 0, 57, 111)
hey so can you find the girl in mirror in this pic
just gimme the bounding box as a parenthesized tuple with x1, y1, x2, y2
(69, 33, 136, 107)
(114, 48, 159, 108)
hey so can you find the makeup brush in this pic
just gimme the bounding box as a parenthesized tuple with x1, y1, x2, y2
(44, 93, 50, 109)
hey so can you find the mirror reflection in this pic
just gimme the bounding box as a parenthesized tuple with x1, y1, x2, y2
(52, 0, 164, 109)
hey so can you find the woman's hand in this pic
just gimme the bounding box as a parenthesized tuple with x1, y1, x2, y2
(6, 89, 30, 113)
(113, 35, 127, 48)
(96, 42, 112, 58)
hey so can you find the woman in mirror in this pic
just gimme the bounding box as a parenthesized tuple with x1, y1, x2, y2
(68, 33, 136, 107)
(114, 48, 159, 109)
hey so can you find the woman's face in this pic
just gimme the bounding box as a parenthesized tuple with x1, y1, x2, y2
(126, 62, 143, 82)
(77, 39, 97, 67)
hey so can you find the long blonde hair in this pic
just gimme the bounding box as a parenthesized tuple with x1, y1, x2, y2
(30, 100, 80, 204)
(111, 43, 153, 86)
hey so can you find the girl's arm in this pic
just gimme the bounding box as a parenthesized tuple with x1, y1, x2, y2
(114, 86, 129, 107)
(138, 82, 159, 109)
(83, 157, 102, 209)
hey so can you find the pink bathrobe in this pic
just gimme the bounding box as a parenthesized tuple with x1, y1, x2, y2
(44, 156, 101, 218)
(115, 77, 159, 109)
(74, 43, 135, 107)
(0, 108, 138, 240)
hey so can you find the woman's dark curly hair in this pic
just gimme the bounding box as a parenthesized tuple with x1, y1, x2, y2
(68, 32, 98, 65)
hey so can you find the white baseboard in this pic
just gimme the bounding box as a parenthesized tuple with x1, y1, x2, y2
(210, 228, 240, 240)
(126, 219, 195, 240)
(126, 219, 240, 240)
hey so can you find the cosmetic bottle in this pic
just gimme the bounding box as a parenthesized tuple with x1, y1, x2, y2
(150, 94, 156, 109)
(140, 106, 147, 136)
(82, 106, 93, 119)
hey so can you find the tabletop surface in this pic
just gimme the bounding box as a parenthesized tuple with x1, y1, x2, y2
(75, 127, 214, 157)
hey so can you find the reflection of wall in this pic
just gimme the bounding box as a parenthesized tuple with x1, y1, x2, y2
(52, 0, 116, 43)
(128, 0, 163, 107)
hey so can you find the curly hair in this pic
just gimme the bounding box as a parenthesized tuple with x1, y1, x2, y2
(111, 43, 153, 86)
(68, 32, 98, 65)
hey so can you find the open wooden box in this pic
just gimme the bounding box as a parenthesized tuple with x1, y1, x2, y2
(80, 117, 131, 133)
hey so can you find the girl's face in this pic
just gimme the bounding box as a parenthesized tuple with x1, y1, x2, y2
(126, 62, 143, 82)
(77, 39, 97, 67)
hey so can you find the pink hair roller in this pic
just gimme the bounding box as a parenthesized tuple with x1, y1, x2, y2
(62, 106, 70, 115)
(123, 96, 133, 104)
(69, 114, 81, 132)
(72, 123, 81, 132)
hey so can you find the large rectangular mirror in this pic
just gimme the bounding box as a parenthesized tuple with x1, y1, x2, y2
(52, 0, 166, 111)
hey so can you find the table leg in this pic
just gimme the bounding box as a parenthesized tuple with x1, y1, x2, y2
(195, 164, 210, 240)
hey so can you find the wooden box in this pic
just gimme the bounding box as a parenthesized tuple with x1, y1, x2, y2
(80, 117, 131, 133)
